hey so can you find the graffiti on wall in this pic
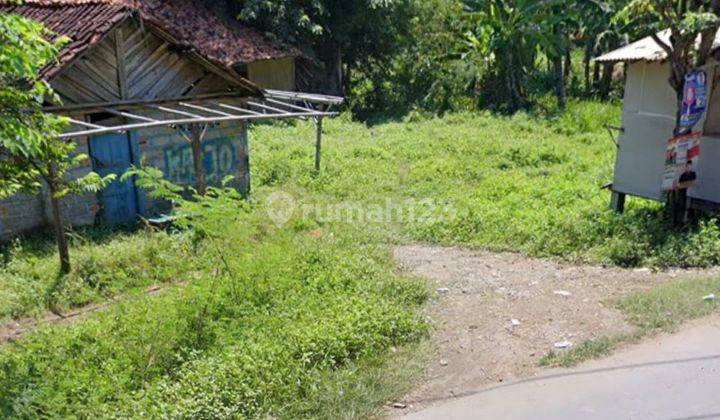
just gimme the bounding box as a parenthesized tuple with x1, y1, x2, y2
(163, 137, 239, 185)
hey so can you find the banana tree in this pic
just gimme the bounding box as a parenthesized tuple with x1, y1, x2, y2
(461, 0, 563, 110)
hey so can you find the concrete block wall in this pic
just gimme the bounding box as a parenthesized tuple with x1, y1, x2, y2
(50, 136, 100, 227)
(0, 136, 98, 241)
(0, 194, 46, 241)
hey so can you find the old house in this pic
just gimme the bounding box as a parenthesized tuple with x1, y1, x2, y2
(596, 32, 720, 213)
(0, 0, 341, 240)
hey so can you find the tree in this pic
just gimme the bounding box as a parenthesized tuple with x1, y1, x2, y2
(460, 0, 560, 111)
(573, 0, 632, 97)
(0, 13, 113, 273)
(226, 0, 415, 95)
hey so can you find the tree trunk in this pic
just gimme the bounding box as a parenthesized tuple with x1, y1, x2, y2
(326, 0, 344, 95)
(592, 61, 600, 89)
(599, 62, 613, 100)
(553, 53, 566, 109)
(505, 53, 521, 111)
(190, 123, 207, 195)
(327, 43, 343, 95)
(48, 182, 70, 274)
(564, 46, 572, 84)
(583, 41, 593, 95)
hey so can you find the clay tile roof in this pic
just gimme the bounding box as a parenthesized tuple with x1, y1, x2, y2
(0, 0, 298, 80)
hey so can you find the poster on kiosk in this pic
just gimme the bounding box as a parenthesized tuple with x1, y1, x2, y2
(662, 133, 701, 191)
(661, 70, 707, 192)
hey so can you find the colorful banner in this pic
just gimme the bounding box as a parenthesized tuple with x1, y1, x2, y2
(661, 132, 701, 192)
(680, 70, 708, 132)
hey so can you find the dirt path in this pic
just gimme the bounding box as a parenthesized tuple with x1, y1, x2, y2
(392, 244, 720, 413)
(0, 283, 181, 344)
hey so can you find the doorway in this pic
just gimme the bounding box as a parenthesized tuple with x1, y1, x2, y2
(89, 131, 139, 224)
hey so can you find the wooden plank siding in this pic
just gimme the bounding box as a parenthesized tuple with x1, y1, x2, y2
(51, 19, 237, 105)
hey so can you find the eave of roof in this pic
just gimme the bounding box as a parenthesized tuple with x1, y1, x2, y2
(595, 30, 720, 63)
(0, 0, 298, 81)
(0, 2, 128, 79)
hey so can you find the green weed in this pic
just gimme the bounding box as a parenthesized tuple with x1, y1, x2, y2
(5, 101, 720, 416)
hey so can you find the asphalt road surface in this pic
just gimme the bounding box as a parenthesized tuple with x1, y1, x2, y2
(404, 316, 720, 420)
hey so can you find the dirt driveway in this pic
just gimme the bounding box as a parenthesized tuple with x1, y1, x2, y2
(393, 244, 720, 413)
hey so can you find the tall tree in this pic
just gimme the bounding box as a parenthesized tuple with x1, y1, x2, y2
(0, 14, 113, 273)
(575, 0, 632, 97)
(229, 0, 415, 95)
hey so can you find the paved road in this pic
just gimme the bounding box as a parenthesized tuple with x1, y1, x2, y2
(404, 316, 720, 420)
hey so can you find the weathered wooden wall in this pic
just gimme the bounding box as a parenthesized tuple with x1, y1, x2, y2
(53, 20, 234, 104)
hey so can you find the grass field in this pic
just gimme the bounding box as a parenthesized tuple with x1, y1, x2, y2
(4, 101, 720, 417)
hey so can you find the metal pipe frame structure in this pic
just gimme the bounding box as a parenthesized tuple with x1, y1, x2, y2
(50, 90, 344, 140)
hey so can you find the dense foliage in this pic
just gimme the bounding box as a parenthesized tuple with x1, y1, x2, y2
(229, 0, 636, 118)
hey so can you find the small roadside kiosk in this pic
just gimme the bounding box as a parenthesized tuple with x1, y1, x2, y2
(0, 0, 342, 240)
(596, 31, 720, 214)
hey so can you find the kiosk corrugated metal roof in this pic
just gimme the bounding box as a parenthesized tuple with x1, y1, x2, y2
(596, 30, 720, 63)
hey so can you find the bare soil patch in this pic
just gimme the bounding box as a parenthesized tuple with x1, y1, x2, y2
(393, 244, 720, 412)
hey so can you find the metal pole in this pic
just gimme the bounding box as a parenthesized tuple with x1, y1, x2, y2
(314, 116, 323, 173)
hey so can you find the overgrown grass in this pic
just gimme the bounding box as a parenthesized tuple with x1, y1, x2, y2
(0, 191, 429, 417)
(0, 227, 190, 321)
(250, 100, 720, 268)
(5, 100, 720, 416)
(541, 276, 720, 367)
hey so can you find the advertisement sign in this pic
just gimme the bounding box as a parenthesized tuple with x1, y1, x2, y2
(661, 132, 701, 191)
(680, 70, 708, 131)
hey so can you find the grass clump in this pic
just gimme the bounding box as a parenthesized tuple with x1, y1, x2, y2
(615, 276, 720, 332)
(540, 335, 624, 368)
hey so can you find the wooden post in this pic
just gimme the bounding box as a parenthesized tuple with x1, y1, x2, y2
(240, 121, 250, 195)
(190, 123, 206, 195)
(668, 189, 689, 225)
(314, 116, 323, 174)
(610, 191, 626, 214)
